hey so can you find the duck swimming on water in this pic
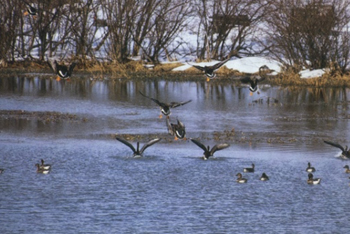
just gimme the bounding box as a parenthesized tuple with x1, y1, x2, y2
(243, 163, 255, 173)
(116, 137, 161, 157)
(236, 173, 247, 183)
(190, 138, 230, 160)
(307, 173, 321, 184)
(306, 162, 316, 172)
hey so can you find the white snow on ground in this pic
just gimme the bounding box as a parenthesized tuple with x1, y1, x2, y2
(299, 69, 326, 79)
(172, 56, 282, 74)
(171, 56, 325, 78)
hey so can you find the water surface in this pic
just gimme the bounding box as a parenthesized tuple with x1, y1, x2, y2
(1, 75, 350, 233)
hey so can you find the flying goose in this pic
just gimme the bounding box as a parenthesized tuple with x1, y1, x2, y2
(190, 138, 230, 160)
(47, 58, 76, 81)
(139, 91, 191, 118)
(190, 56, 232, 81)
(240, 65, 273, 95)
(166, 117, 186, 140)
(116, 137, 161, 157)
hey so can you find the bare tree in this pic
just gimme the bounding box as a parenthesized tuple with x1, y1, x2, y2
(263, 0, 350, 72)
(193, 0, 269, 60)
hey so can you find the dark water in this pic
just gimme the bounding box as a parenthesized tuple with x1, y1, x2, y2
(1, 75, 350, 233)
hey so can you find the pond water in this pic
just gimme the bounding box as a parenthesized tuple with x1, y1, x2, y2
(1, 75, 350, 233)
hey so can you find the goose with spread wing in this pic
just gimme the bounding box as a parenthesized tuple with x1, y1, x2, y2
(139, 91, 191, 118)
(116, 137, 161, 157)
(324, 140, 350, 159)
(190, 138, 230, 160)
(190, 56, 232, 81)
(240, 65, 273, 95)
(47, 58, 76, 81)
(166, 117, 186, 140)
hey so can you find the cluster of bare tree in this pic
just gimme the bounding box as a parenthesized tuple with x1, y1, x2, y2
(1, 0, 350, 72)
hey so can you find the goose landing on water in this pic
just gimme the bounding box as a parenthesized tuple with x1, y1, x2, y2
(116, 137, 161, 157)
(190, 138, 230, 160)
(166, 117, 186, 140)
(324, 140, 350, 159)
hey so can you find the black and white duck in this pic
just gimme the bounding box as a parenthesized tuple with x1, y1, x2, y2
(190, 138, 230, 160)
(35, 164, 50, 174)
(116, 137, 161, 157)
(307, 173, 321, 184)
(306, 162, 316, 172)
(260, 173, 269, 181)
(40, 159, 51, 170)
(236, 173, 248, 183)
(139, 91, 191, 118)
(243, 163, 255, 173)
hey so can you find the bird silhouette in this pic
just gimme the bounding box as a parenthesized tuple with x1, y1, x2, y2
(240, 65, 273, 95)
(324, 140, 350, 159)
(116, 137, 161, 157)
(139, 91, 191, 118)
(190, 138, 230, 160)
(47, 58, 76, 81)
(166, 117, 186, 140)
(190, 56, 232, 81)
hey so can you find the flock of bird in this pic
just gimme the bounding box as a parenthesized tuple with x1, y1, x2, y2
(3, 4, 350, 184)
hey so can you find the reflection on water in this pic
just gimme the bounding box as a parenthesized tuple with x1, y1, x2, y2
(1, 75, 350, 233)
(3, 75, 349, 139)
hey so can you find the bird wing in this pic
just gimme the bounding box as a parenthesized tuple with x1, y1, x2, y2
(47, 58, 57, 73)
(256, 76, 266, 82)
(239, 76, 252, 84)
(166, 117, 174, 135)
(140, 138, 161, 154)
(116, 137, 136, 153)
(212, 57, 232, 70)
(139, 91, 166, 108)
(169, 100, 192, 108)
(68, 63, 76, 76)
(324, 140, 345, 151)
(210, 143, 230, 154)
(190, 139, 209, 153)
(191, 65, 206, 72)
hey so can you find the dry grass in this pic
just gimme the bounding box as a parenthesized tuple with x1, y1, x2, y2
(2, 59, 350, 87)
